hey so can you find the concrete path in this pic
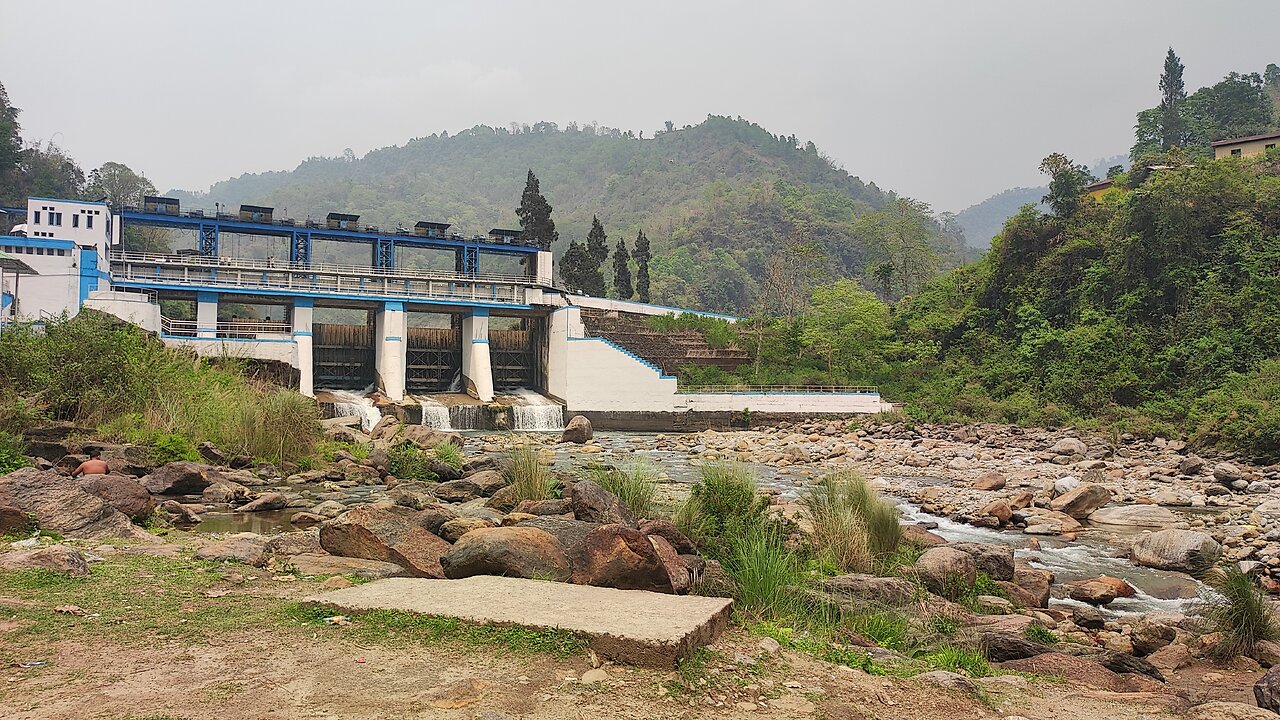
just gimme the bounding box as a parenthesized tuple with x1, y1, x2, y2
(305, 576, 734, 667)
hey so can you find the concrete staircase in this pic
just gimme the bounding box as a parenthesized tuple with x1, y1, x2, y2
(579, 308, 748, 376)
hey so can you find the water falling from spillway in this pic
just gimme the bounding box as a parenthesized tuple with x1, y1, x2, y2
(508, 388, 565, 432)
(322, 387, 382, 432)
(450, 404, 488, 431)
(418, 397, 452, 430)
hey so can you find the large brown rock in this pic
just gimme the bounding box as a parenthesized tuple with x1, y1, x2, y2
(0, 544, 89, 576)
(913, 546, 977, 598)
(999, 652, 1123, 690)
(1012, 560, 1054, 608)
(438, 516, 496, 543)
(950, 542, 1014, 581)
(1131, 618, 1176, 656)
(638, 519, 697, 555)
(814, 573, 918, 606)
(194, 533, 270, 566)
(142, 461, 218, 495)
(0, 468, 150, 540)
(202, 480, 251, 505)
(440, 526, 571, 581)
(1064, 575, 1136, 606)
(287, 553, 408, 579)
(77, 474, 155, 521)
(1049, 483, 1112, 518)
(569, 524, 688, 593)
(434, 478, 483, 504)
(900, 524, 948, 547)
(1131, 529, 1221, 574)
(461, 470, 507, 497)
(560, 415, 593, 444)
(514, 498, 573, 516)
(515, 516, 599, 550)
(239, 492, 288, 513)
(319, 506, 451, 577)
(1191, 702, 1278, 720)
(401, 425, 463, 449)
(0, 504, 32, 534)
(1256, 665, 1280, 713)
(570, 479, 635, 526)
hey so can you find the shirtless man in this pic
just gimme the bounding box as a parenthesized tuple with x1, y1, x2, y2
(70, 448, 109, 478)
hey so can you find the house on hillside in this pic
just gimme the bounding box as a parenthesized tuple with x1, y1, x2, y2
(1085, 178, 1119, 202)
(1211, 130, 1280, 159)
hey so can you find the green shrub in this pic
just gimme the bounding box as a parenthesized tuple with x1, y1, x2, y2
(150, 433, 199, 464)
(677, 462, 773, 559)
(850, 611, 913, 650)
(0, 390, 45, 435)
(801, 470, 901, 574)
(1197, 566, 1280, 659)
(924, 646, 991, 677)
(972, 572, 1010, 601)
(505, 444, 555, 502)
(0, 431, 30, 474)
(586, 462, 659, 519)
(723, 527, 805, 617)
(1190, 360, 1280, 462)
(387, 442, 433, 481)
(1024, 624, 1058, 644)
(431, 441, 464, 470)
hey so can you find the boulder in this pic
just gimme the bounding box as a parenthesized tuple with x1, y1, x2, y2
(0, 468, 150, 540)
(415, 504, 460, 535)
(973, 471, 1006, 491)
(1064, 576, 1136, 606)
(434, 478, 482, 504)
(1054, 476, 1081, 496)
(239, 492, 288, 513)
(1131, 529, 1221, 574)
(1214, 462, 1244, 484)
(1191, 702, 1279, 720)
(1049, 483, 1112, 518)
(484, 485, 521, 513)
(913, 546, 977, 598)
(1050, 437, 1088, 457)
(570, 479, 635, 526)
(438, 516, 496, 543)
(369, 416, 400, 441)
(1012, 561, 1054, 608)
(998, 653, 1122, 690)
(0, 504, 32, 534)
(899, 524, 948, 547)
(461, 470, 507, 497)
(440, 526, 571, 581)
(980, 499, 1012, 524)
(514, 498, 573, 516)
(814, 573, 918, 606)
(194, 533, 270, 566)
(1257, 665, 1280, 713)
(515, 517, 599, 551)
(1147, 643, 1192, 674)
(1130, 618, 1176, 656)
(1022, 510, 1084, 535)
(981, 631, 1056, 662)
(568, 524, 688, 593)
(560, 415, 593, 444)
(197, 441, 227, 465)
(914, 670, 978, 694)
(401, 425, 463, 449)
(265, 529, 323, 556)
(949, 542, 1014, 581)
(142, 462, 218, 495)
(319, 506, 451, 578)
(77, 474, 155, 521)
(1179, 455, 1207, 476)
(202, 481, 251, 505)
(160, 499, 202, 524)
(1089, 504, 1180, 527)
(389, 482, 438, 510)
(288, 553, 408, 579)
(0, 544, 89, 576)
(1072, 605, 1106, 630)
(309, 500, 348, 518)
(637, 518, 697, 555)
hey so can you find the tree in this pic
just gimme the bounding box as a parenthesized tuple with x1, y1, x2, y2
(634, 230, 652, 303)
(871, 261, 895, 301)
(799, 280, 890, 377)
(20, 142, 85, 201)
(1159, 48, 1188, 149)
(86, 162, 155, 208)
(613, 236, 633, 299)
(586, 215, 608, 265)
(516, 170, 558, 251)
(0, 81, 22, 204)
(560, 239, 592, 293)
(1039, 153, 1093, 219)
(1267, 64, 1280, 88)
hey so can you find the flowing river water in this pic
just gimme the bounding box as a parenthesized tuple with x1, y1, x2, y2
(192, 429, 1205, 615)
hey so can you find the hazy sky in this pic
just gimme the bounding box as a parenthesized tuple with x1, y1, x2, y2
(4, 1, 1278, 211)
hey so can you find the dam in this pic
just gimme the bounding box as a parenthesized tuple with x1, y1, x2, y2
(0, 195, 893, 428)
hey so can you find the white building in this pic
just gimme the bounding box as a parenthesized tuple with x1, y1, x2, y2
(0, 197, 116, 321)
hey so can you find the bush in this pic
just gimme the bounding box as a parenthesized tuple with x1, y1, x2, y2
(0, 431, 29, 474)
(678, 462, 772, 559)
(505, 444, 555, 502)
(387, 442, 433, 481)
(431, 441, 463, 470)
(586, 462, 659, 519)
(801, 470, 901, 574)
(722, 526, 805, 617)
(1024, 624, 1058, 644)
(150, 433, 199, 464)
(1197, 566, 1280, 659)
(925, 646, 991, 677)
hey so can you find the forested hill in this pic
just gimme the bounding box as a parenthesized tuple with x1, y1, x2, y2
(171, 116, 965, 313)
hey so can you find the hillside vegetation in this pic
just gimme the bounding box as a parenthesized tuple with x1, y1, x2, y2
(171, 116, 965, 313)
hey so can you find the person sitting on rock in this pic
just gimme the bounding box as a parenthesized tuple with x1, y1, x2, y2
(70, 448, 109, 478)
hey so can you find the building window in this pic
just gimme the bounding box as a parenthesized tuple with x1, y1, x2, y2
(32, 211, 40, 224)
(72, 214, 79, 228)
(86, 215, 93, 230)
(1232, 148, 1242, 156)
(50, 212, 62, 226)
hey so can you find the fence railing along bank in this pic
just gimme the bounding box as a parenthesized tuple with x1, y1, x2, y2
(678, 385, 880, 394)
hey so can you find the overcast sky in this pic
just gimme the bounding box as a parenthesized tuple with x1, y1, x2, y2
(4, 1, 1278, 211)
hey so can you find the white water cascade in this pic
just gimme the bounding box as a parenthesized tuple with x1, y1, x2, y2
(323, 388, 382, 432)
(418, 397, 452, 430)
(509, 388, 565, 432)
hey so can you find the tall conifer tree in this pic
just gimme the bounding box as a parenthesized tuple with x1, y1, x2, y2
(1159, 48, 1188, 150)
(516, 169, 558, 251)
(613, 237, 633, 299)
(634, 229, 652, 303)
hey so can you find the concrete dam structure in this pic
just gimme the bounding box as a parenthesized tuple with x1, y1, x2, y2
(0, 195, 893, 428)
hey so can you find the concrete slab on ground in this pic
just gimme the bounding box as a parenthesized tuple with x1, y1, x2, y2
(305, 576, 734, 667)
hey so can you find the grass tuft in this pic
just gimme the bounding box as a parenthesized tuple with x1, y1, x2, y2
(585, 462, 659, 519)
(801, 470, 901, 573)
(1197, 565, 1280, 659)
(505, 443, 556, 502)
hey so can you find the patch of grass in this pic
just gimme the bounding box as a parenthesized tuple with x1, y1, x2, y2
(0, 430, 30, 473)
(723, 526, 806, 617)
(662, 648, 722, 696)
(1024, 624, 1058, 644)
(150, 432, 200, 464)
(286, 605, 587, 657)
(678, 462, 772, 559)
(801, 470, 901, 573)
(972, 572, 1009, 600)
(504, 443, 556, 502)
(928, 613, 961, 637)
(431, 440, 464, 470)
(1197, 565, 1280, 659)
(874, 541, 927, 577)
(387, 441, 434, 481)
(585, 461, 659, 519)
(851, 610, 914, 649)
(924, 645, 991, 677)
(751, 621, 880, 674)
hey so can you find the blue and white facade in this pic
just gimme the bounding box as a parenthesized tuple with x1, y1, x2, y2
(1, 197, 115, 320)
